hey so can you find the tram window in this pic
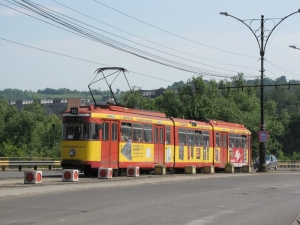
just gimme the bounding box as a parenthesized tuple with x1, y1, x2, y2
(143, 124, 152, 143)
(216, 133, 220, 147)
(82, 124, 89, 140)
(241, 135, 247, 148)
(154, 127, 158, 143)
(222, 134, 227, 147)
(93, 124, 99, 140)
(236, 135, 242, 148)
(178, 128, 186, 145)
(112, 123, 118, 141)
(133, 123, 143, 142)
(64, 126, 74, 139)
(195, 130, 202, 146)
(121, 122, 132, 141)
(63, 123, 101, 140)
(160, 128, 164, 144)
(63, 124, 82, 140)
(166, 126, 171, 144)
(102, 122, 109, 141)
(202, 131, 209, 146)
(229, 134, 235, 147)
(187, 129, 194, 145)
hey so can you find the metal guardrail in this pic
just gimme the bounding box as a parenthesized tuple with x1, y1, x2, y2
(0, 158, 299, 171)
(277, 160, 300, 168)
(251, 160, 300, 168)
(0, 158, 61, 171)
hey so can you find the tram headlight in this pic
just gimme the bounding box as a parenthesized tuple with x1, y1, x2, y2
(69, 149, 76, 157)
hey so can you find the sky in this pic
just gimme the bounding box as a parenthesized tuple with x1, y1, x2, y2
(0, 0, 300, 93)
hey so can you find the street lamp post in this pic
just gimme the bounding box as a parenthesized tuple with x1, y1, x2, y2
(289, 45, 300, 50)
(220, 10, 300, 172)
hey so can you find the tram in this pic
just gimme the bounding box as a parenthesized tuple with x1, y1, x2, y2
(60, 104, 251, 176)
(60, 67, 251, 176)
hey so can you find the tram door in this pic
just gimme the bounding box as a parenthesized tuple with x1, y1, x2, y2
(101, 121, 119, 169)
(220, 132, 228, 165)
(154, 126, 165, 165)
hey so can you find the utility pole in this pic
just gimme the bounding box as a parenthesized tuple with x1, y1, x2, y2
(220, 9, 300, 172)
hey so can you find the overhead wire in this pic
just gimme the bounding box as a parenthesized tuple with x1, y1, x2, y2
(0, 37, 175, 83)
(15, 0, 251, 75)
(265, 59, 300, 80)
(6, 0, 258, 79)
(241, 59, 260, 74)
(52, 0, 259, 70)
(93, 0, 257, 59)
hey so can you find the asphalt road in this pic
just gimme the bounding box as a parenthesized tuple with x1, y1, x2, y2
(0, 170, 300, 225)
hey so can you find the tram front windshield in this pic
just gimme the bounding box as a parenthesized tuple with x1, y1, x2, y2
(62, 123, 99, 140)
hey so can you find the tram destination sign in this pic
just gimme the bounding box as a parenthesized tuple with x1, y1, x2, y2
(66, 116, 82, 122)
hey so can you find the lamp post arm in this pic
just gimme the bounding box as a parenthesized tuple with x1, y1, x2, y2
(264, 11, 300, 52)
(227, 14, 261, 50)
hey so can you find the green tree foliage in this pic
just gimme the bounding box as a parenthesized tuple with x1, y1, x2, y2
(2, 74, 300, 160)
(119, 87, 155, 110)
(0, 89, 35, 100)
(120, 73, 295, 160)
(0, 100, 61, 158)
(155, 89, 184, 118)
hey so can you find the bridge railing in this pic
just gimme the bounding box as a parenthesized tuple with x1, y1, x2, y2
(277, 160, 300, 168)
(1, 158, 300, 171)
(0, 157, 61, 171)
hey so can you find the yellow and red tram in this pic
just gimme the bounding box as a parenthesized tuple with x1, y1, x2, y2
(61, 104, 251, 176)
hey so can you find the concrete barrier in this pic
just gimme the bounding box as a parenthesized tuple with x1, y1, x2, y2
(184, 166, 196, 174)
(62, 169, 79, 182)
(98, 168, 113, 179)
(203, 166, 215, 174)
(154, 165, 166, 175)
(242, 166, 251, 173)
(126, 166, 139, 177)
(24, 170, 42, 184)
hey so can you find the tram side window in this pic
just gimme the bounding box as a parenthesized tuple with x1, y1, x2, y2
(229, 134, 235, 147)
(121, 122, 132, 141)
(216, 133, 220, 147)
(236, 135, 242, 148)
(143, 124, 152, 143)
(102, 122, 109, 141)
(166, 126, 171, 144)
(242, 135, 247, 148)
(133, 123, 143, 142)
(222, 134, 227, 147)
(195, 130, 202, 146)
(93, 124, 100, 140)
(187, 129, 194, 145)
(202, 131, 209, 146)
(112, 123, 118, 141)
(154, 127, 158, 143)
(178, 128, 186, 145)
(160, 128, 164, 144)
